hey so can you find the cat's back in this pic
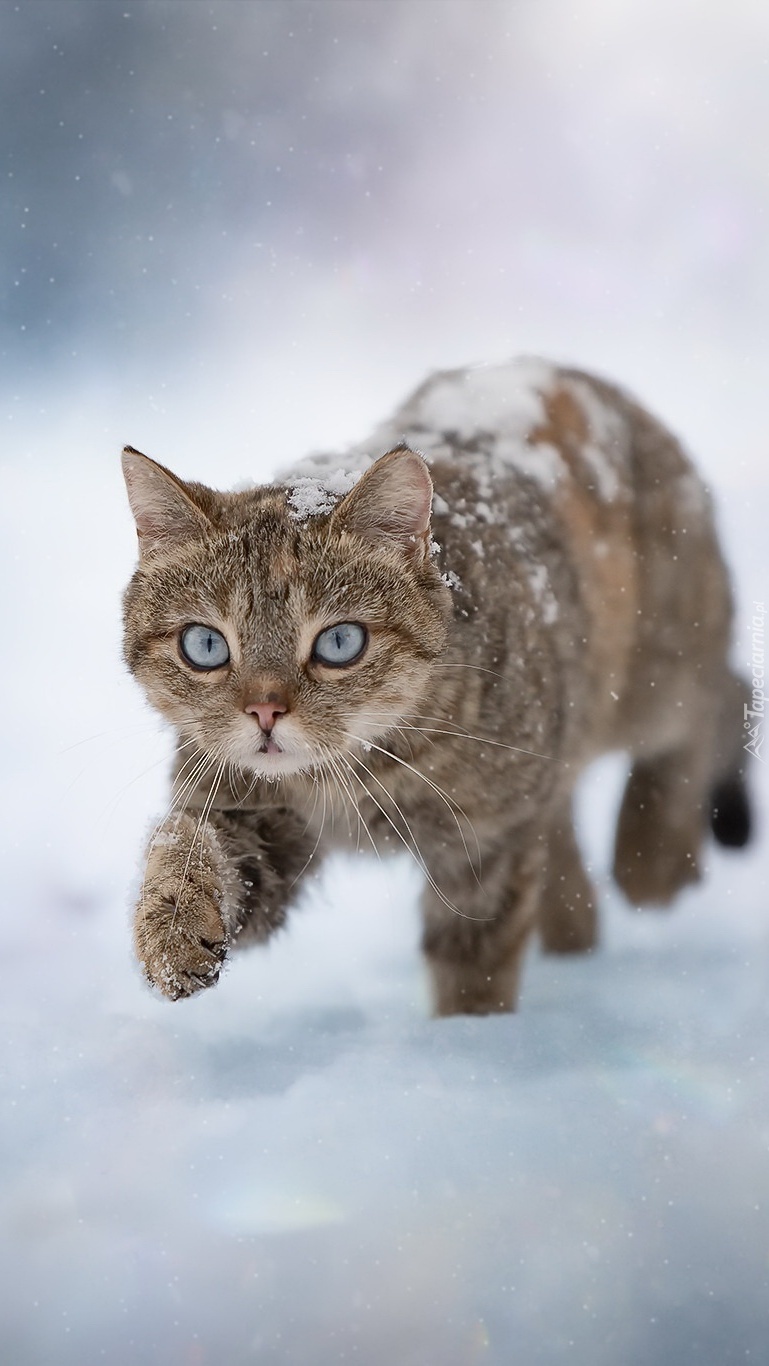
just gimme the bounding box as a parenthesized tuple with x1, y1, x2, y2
(366, 356, 732, 758)
(286, 356, 731, 763)
(373, 355, 725, 610)
(365, 356, 630, 499)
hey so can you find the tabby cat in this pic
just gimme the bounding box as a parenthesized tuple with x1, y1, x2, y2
(122, 358, 751, 1015)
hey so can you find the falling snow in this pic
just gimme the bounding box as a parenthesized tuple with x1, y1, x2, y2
(3, 1, 769, 1361)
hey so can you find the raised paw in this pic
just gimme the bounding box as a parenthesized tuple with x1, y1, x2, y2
(134, 816, 231, 1000)
(135, 882, 229, 1000)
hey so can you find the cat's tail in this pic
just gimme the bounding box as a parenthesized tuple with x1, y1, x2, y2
(709, 669, 754, 848)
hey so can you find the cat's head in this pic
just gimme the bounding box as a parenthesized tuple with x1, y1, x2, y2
(121, 446, 451, 778)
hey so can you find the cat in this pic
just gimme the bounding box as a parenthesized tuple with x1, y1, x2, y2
(121, 357, 752, 1016)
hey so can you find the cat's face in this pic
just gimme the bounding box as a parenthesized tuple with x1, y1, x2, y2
(122, 447, 451, 778)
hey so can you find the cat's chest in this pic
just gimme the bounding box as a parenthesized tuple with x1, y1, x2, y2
(290, 725, 548, 862)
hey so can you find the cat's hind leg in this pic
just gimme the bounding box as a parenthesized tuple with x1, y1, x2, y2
(421, 839, 544, 1016)
(614, 668, 753, 906)
(539, 794, 598, 953)
(612, 739, 711, 907)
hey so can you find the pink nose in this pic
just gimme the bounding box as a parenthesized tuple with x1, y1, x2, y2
(245, 699, 288, 733)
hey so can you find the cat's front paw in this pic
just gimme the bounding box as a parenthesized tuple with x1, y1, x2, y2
(135, 884, 228, 999)
(134, 819, 231, 999)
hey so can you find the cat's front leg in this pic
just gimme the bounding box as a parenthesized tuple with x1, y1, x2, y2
(134, 802, 320, 999)
(134, 811, 236, 1000)
(421, 837, 545, 1016)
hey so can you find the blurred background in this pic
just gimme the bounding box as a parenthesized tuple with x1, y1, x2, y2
(5, 0, 769, 467)
(1, 3, 768, 1363)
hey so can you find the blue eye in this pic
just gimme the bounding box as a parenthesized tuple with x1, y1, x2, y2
(312, 622, 367, 667)
(180, 624, 230, 670)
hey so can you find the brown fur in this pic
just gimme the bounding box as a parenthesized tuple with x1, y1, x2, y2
(121, 358, 751, 1014)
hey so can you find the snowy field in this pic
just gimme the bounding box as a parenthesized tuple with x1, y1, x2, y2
(2, 460, 767, 1365)
(2, 3, 769, 1363)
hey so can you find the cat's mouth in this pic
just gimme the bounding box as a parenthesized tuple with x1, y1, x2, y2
(257, 737, 283, 756)
(248, 731, 313, 776)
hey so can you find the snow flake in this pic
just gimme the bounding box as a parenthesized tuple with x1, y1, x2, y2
(285, 468, 361, 521)
(527, 562, 559, 624)
(442, 569, 462, 590)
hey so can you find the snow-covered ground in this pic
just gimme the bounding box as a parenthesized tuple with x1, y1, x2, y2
(2, 3, 769, 1362)
(1, 549, 767, 1365)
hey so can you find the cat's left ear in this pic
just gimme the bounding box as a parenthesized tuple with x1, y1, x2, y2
(121, 446, 212, 556)
(330, 446, 433, 562)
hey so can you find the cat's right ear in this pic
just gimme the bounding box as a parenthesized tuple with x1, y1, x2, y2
(329, 446, 434, 562)
(121, 447, 211, 556)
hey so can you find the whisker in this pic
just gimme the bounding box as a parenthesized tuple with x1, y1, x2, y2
(327, 749, 380, 859)
(325, 751, 354, 843)
(137, 750, 218, 958)
(345, 751, 493, 921)
(163, 756, 226, 951)
(96, 738, 204, 833)
(289, 762, 330, 890)
(298, 769, 323, 841)
(144, 750, 214, 862)
(348, 733, 483, 884)
(431, 660, 507, 681)
(58, 723, 193, 757)
(165, 750, 220, 824)
(405, 726, 561, 764)
(360, 712, 560, 764)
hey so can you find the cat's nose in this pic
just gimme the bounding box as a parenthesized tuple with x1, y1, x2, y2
(245, 698, 288, 733)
